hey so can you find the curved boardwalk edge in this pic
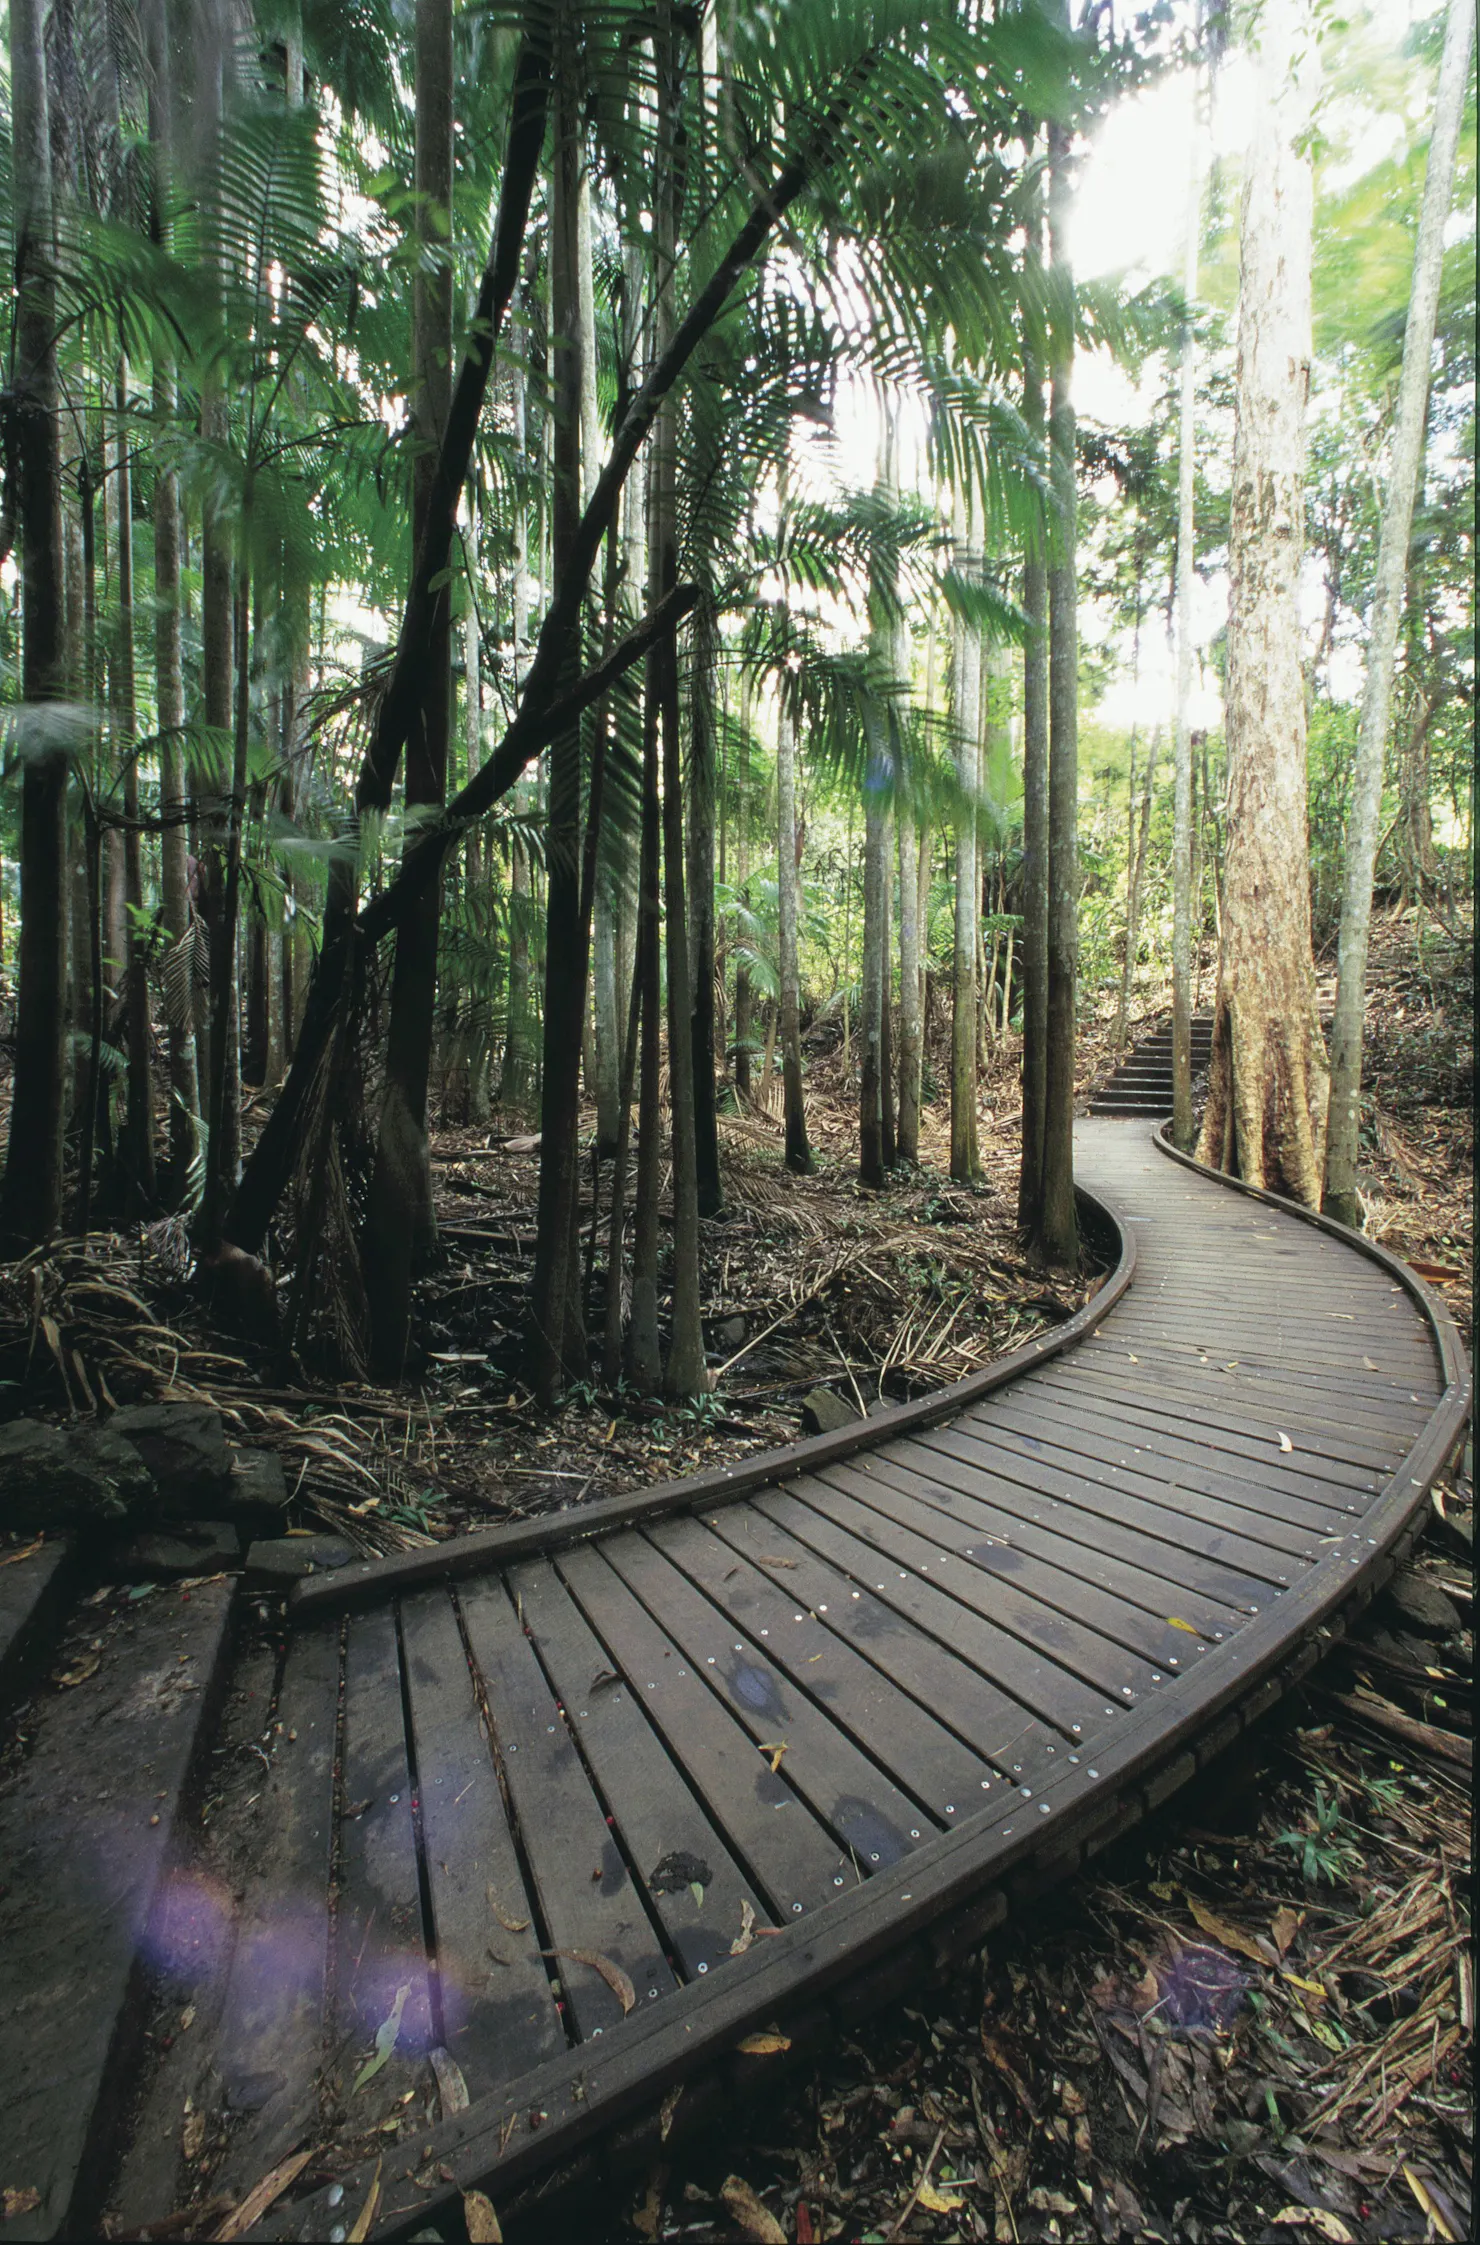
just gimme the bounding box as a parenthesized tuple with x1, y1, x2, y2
(289, 1183, 1136, 1620)
(266, 1132, 1471, 2243)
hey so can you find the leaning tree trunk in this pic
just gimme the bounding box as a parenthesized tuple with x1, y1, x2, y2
(0, 0, 69, 1251)
(1040, 115, 1078, 1268)
(1324, 0, 1474, 1227)
(1196, 0, 1329, 1203)
(949, 490, 981, 1185)
(366, 0, 455, 1374)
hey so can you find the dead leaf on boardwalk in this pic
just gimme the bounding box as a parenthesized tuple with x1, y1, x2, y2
(487, 1885, 530, 1933)
(544, 1946, 636, 2014)
(757, 1555, 797, 1570)
(353, 1981, 411, 2092)
(1167, 1617, 1199, 1635)
(212, 2144, 315, 2241)
(2, 2190, 41, 2220)
(1277, 1431, 1294, 1453)
(731, 1899, 757, 1955)
(1271, 2209, 1354, 2243)
(1271, 1905, 1301, 1955)
(720, 2174, 787, 2242)
(758, 1740, 788, 1773)
(54, 1647, 101, 1688)
(346, 2159, 382, 2244)
(1185, 1897, 1278, 1969)
(736, 2029, 791, 2056)
(430, 2045, 469, 2118)
(463, 2188, 504, 2243)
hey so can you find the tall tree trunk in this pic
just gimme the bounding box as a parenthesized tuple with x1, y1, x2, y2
(1017, 343, 1049, 1233)
(1197, 0, 1328, 1203)
(154, 369, 198, 1205)
(1116, 723, 1158, 1049)
(1324, 0, 1473, 1226)
(464, 484, 492, 1123)
(650, 4, 706, 1398)
(366, 0, 455, 1373)
(949, 490, 981, 1185)
(1, 0, 69, 1250)
(114, 366, 155, 1209)
(1171, 72, 1204, 1152)
(1040, 116, 1078, 1267)
(688, 599, 723, 1216)
(776, 657, 812, 1175)
(733, 666, 753, 1098)
(860, 421, 901, 1186)
(625, 657, 664, 1393)
(896, 798, 921, 1163)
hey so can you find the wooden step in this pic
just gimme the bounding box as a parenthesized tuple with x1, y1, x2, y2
(0, 1537, 77, 1708)
(0, 1575, 236, 2240)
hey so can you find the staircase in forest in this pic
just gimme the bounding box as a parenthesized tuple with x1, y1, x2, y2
(1089, 1015, 1214, 1116)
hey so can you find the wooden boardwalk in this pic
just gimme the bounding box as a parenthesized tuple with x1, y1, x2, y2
(247, 1121, 1466, 2239)
(0, 1123, 1467, 2242)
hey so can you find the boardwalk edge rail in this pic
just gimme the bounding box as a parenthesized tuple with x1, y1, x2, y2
(271, 1134, 1470, 2241)
(289, 1183, 1134, 1618)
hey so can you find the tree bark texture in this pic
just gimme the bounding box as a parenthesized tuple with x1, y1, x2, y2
(949, 492, 981, 1185)
(776, 667, 812, 1176)
(1324, 0, 1473, 1225)
(1171, 73, 1204, 1152)
(1040, 119, 1078, 1267)
(366, 0, 455, 1374)
(0, 0, 69, 1250)
(1196, 0, 1329, 1205)
(528, 28, 592, 1402)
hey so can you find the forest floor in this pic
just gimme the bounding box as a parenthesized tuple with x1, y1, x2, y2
(0, 909, 1471, 2244)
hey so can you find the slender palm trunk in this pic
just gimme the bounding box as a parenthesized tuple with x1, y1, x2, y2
(114, 367, 155, 1209)
(1324, 0, 1474, 1225)
(1040, 117, 1078, 1266)
(688, 594, 723, 1216)
(776, 672, 812, 1176)
(949, 492, 981, 1185)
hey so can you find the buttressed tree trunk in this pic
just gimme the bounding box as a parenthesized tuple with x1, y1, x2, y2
(1324, 0, 1473, 1227)
(0, 0, 70, 1251)
(1197, 0, 1329, 1203)
(366, 0, 454, 1374)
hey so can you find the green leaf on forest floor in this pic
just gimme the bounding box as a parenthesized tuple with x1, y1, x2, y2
(353, 1981, 411, 2093)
